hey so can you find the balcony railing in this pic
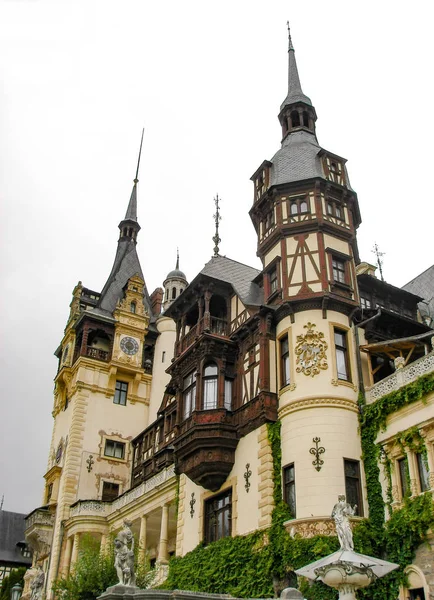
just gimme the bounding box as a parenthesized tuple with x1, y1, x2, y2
(69, 466, 176, 519)
(176, 315, 228, 355)
(365, 351, 434, 404)
(85, 346, 109, 361)
(25, 507, 54, 530)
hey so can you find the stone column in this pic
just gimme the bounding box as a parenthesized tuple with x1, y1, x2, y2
(157, 504, 170, 564)
(70, 533, 81, 569)
(100, 534, 108, 556)
(63, 535, 73, 576)
(138, 515, 148, 564)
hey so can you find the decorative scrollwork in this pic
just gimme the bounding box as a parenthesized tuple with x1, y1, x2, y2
(86, 455, 94, 473)
(295, 322, 328, 377)
(189, 492, 196, 518)
(309, 437, 325, 471)
(244, 463, 252, 492)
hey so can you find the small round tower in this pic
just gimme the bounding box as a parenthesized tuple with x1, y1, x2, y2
(163, 250, 188, 311)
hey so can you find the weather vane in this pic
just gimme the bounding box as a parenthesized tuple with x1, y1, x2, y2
(287, 21, 293, 50)
(372, 242, 385, 282)
(213, 194, 221, 257)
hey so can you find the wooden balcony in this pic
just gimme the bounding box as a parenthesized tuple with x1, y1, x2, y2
(73, 345, 110, 364)
(176, 315, 228, 355)
(131, 420, 175, 487)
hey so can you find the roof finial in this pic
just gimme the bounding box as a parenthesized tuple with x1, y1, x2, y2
(372, 242, 386, 282)
(287, 21, 294, 51)
(134, 128, 144, 183)
(176, 247, 179, 270)
(212, 194, 221, 257)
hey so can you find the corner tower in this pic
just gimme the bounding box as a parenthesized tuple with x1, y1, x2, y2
(25, 133, 158, 595)
(250, 28, 365, 525)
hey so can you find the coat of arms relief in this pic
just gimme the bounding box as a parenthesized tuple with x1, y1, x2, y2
(295, 322, 328, 377)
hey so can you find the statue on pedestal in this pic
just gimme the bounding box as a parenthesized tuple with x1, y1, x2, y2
(331, 495, 356, 551)
(114, 520, 136, 587)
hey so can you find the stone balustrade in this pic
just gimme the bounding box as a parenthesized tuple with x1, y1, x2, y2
(25, 508, 54, 530)
(69, 465, 176, 519)
(365, 352, 434, 404)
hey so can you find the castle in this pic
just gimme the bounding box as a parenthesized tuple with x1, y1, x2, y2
(24, 29, 434, 600)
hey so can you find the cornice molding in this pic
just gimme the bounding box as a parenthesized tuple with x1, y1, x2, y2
(278, 395, 358, 419)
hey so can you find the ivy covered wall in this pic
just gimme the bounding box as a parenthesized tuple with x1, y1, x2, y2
(163, 372, 434, 599)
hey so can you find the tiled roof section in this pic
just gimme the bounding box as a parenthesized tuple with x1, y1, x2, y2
(402, 264, 434, 323)
(200, 256, 263, 306)
(0, 511, 32, 565)
(269, 131, 324, 186)
(97, 239, 152, 315)
(280, 45, 312, 110)
(124, 182, 138, 222)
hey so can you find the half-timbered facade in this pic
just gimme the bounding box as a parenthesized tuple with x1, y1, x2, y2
(25, 29, 434, 600)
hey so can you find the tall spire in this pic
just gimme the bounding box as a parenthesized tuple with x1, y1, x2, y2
(212, 194, 221, 257)
(176, 247, 180, 270)
(124, 128, 144, 223)
(280, 23, 312, 110)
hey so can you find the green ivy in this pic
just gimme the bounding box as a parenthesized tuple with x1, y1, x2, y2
(0, 568, 26, 600)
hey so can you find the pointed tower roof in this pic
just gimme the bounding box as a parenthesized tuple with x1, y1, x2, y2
(97, 130, 152, 316)
(280, 24, 312, 110)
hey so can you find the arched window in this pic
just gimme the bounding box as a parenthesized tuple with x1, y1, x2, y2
(183, 372, 196, 419)
(300, 200, 308, 213)
(165, 288, 169, 301)
(290, 202, 298, 215)
(302, 111, 310, 127)
(172, 287, 176, 300)
(291, 110, 300, 127)
(130, 302, 136, 314)
(203, 363, 218, 410)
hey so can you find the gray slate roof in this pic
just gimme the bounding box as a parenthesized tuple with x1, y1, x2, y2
(0, 511, 32, 566)
(97, 239, 152, 316)
(280, 47, 312, 110)
(200, 256, 263, 306)
(270, 130, 323, 187)
(402, 264, 434, 324)
(124, 182, 138, 222)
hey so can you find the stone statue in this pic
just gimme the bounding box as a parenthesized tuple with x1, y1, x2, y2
(114, 520, 136, 587)
(331, 495, 356, 551)
(30, 566, 45, 600)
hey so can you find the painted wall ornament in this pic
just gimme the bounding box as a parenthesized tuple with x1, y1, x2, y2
(244, 463, 252, 492)
(86, 455, 94, 473)
(189, 492, 196, 518)
(309, 437, 325, 471)
(295, 322, 328, 377)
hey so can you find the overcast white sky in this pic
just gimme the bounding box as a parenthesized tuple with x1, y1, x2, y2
(0, 1, 433, 514)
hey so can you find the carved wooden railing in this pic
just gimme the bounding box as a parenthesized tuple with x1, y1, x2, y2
(85, 346, 109, 361)
(176, 315, 228, 355)
(365, 351, 434, 404)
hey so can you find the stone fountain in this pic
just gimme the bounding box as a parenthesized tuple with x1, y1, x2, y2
(295, 495, 399, 600)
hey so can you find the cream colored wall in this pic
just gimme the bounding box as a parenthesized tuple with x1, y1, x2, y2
(376, 392, 434, 445)
(177, 429, 261, 556)
(148, 315, 176, 422)
(280, 403, 363, 518)
(264, 243, 281, 268)
(277, 310, 358, 405)
(277, 309, 364, 519)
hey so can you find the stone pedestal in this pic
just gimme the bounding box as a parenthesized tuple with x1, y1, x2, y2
(295, 549, 399, 600)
